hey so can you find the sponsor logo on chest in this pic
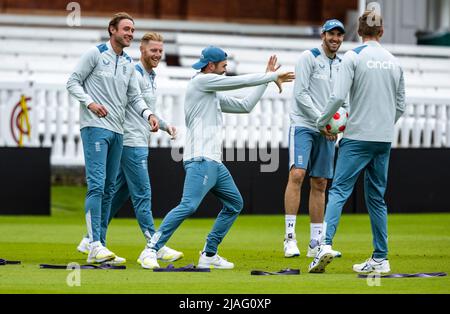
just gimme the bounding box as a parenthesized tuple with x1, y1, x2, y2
(313, 62, 329, 80)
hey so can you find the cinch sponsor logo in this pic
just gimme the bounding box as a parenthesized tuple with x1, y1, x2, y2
(366, 60, 396, 70)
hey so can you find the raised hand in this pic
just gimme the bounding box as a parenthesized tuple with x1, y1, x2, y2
(266, 55, 281, 73)
(275, 72, 295, 94)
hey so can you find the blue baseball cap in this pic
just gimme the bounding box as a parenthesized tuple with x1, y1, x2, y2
(322, 19, 346, 34)
(192, 46, 228, 70)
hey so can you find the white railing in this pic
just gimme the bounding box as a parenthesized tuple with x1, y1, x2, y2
(0, 82, 449, 166)
(393, 96, 450, 148)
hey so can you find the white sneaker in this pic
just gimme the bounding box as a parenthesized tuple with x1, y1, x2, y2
(306, 239, 320, 257)
(137, 248, 160, 269)
(103, 256, 127, 265)
(198, 252, 234, 269)
(331, 249, 342, 258)
(284, 239, 300, 258)
(308, 245, 335, 273)
(77, 237, 90, 255)
(87, 243, 116, 264)
(307, 239, 342, 258)
(157, 246, 184, 262)
(353, 258, 391, 274)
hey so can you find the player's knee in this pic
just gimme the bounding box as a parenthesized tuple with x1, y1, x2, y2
(86, 184, 104, 198)
(366, 194, 386, 206)
(289, 168, 306, 186)
(102, 187, 116, 198)
(180, 201, 199, 216)
(234, 195, 244, 213)
(225, 195, 244, 214)
(311, 178, 328, 193)
(133, 190, 151, 203)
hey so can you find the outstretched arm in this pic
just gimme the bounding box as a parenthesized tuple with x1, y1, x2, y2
(219, 55, 294, 113)
(219, 86, 268, 114)
(196, 72, 278, 92)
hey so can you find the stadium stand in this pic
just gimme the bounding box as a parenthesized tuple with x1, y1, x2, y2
(1, 14, 450, 166)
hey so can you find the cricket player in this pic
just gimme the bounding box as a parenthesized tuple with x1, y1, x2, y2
(139, 46, 295, 269)
(283, 19, 346, 258)
(76, 32, 183, 268)
(67, 13, 159, 264)
(309, 11, 405, 273)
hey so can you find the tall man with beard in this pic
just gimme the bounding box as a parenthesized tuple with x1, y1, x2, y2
(283, 19, 347, 259)
(67, 13, 159, 264)
(76, 32, 183, 268)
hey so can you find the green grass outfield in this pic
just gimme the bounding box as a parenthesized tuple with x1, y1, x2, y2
(0, 186, 449, 294)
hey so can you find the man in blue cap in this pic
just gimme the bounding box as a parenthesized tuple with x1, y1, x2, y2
(142, 46, 295, 269)
(283, 19, 347, 259)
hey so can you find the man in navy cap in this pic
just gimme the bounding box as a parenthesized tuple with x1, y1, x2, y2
(283, 19, 347, 259)
(143, 46, 295, 269)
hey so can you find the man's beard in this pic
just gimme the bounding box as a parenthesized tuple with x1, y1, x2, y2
(117, 37, 131, 48)
(325, 41, 340, 53)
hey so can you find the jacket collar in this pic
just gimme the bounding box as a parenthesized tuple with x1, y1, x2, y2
(319, 45, 341, 63)
(137, 61, 156, 78)
(106, 40, 124, 56)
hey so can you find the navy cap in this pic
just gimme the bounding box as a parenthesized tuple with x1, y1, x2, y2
(322, 19, 346, 34)
(192, 46, 228, 70)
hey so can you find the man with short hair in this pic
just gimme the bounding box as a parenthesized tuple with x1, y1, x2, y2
(283, 19, 346, 258)
(140, 46, 295, 269)
(67, 12, 159, 264)
(76, 32, 183, 268)
(309, 11, 405, 274)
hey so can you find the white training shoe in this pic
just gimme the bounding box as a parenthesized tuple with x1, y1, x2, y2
(103, 255, 127, 265)
(353, 258, 391, 274)
(137, 248, 160, 270)
(284, 239, 300, 258)
(87, 244, 116, 264)
(198, 252, 234, 269)
(331, 249, 342, 258)
(157, 246, 184, 262)
(307, 239, 342, 258)
(77, 237, 90, 255)
(308, 245, 335, 273)
(306, 239, 320, 257)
